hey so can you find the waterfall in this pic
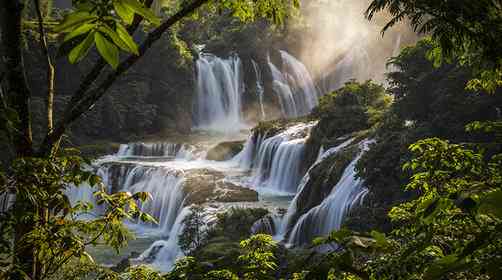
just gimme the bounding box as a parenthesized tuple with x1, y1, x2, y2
(274, 138, 355, 240)
(133, 207, 191, 272)
(286, 140, 372, 246)
(251, 59, 266, 120)
(268, 51, 320, 118)
(117, 165, 185, 235)
(117, 142, 195, 159)
(193, 53, 246, 133)
(116, 142, 191, 158)
(234, 122, 316, 194)
(66, 163, 186, 236)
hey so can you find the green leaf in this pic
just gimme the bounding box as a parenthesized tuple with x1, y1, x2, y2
(94, 32, 120, 69)
(113, 0, 135, 25)
(97, 25, 135, 54)
(88, 174, 101, 187)
(68, 30, 95, 64)
(63, 23, 96, 42)
(54, 12, 97, 33)
(121, 0, 160, 26)
(116, 24, 139, 55)
(479, 189, 502, 218)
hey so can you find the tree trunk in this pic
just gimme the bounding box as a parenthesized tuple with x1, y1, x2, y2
(37, 0, 211, 156)
(0, 1, 36, 279)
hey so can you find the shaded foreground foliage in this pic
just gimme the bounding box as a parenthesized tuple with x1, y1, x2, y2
(1, 0, 501, 279)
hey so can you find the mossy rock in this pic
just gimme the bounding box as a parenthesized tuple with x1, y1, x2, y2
(206, 141, 245, 161)
(195, 239, 241, 268)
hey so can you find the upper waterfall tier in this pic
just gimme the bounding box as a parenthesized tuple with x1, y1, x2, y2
(192, 53, 246, 133)
(268, 50, 320, 118)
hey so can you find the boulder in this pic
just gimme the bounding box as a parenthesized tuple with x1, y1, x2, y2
(183, 168, 258, 204)
(206, 141, 245, 161)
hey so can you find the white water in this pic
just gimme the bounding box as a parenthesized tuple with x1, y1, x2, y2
(268, 51, 320, 118)
(251, 59, 266, 120)
(286, 140, 372, 246)
(234, 122, 316, 194)
(193, 53, 246, 133)
(117, 142, 195, 159)
(132, 207, 191, 272)
(274, 138, 355, 240)
(120, 166, 186, 236)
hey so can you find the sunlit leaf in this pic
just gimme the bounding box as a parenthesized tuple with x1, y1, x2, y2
(94, 32, 120, 69)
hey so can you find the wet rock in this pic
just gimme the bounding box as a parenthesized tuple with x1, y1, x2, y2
(183, 169, 258, 204)
(111, 251, 140, 272)
(206, 141, 245, 161)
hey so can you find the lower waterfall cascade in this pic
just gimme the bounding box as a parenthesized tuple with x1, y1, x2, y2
(67, 124, 373, 271)
(285, 140, 373, 246)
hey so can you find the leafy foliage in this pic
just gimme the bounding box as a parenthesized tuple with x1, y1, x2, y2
(311, 80, 391, 140)
(0, 153, 156, 279)
(366, 0, 502, 93)
(179, 204, 207, 254)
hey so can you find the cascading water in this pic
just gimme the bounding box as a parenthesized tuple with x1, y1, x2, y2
(274, 138, 355, 240)
(268, 51, 320, 118)
(251, 59, 266, 120)
(193, 53, 246, 133)
(119, 166, 186, 235)
(133, 207, 191, 272)
(117, 142, 196, 160)
(234, 122, 316, 194)
(286, 140, 372, 246)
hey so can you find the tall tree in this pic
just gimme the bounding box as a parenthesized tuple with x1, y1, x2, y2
(0, 1, 299, 279)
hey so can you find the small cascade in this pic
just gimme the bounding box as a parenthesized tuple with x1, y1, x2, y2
(133, 207, 191, 272)
(274, 138, 355, 239)
(234, 122, 316, 194)
(286, 140, 372, 246)
(117, 165, 185, 235)
(67, 163, 186, 236)
(116, 142, 195, 159)
(251, 59, 266, 120)
(193, 53, 246, 133)
(268, 51, 319, 118)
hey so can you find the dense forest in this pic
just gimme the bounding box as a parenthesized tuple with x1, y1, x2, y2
(0, 0, 501, 280)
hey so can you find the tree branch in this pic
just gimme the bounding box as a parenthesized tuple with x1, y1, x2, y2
(37, 0, 210, 156)
(62, 0, 155, 120)
(33, 0, 55, 133)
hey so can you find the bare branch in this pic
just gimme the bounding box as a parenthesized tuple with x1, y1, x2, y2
(33, 0, 55, 133)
